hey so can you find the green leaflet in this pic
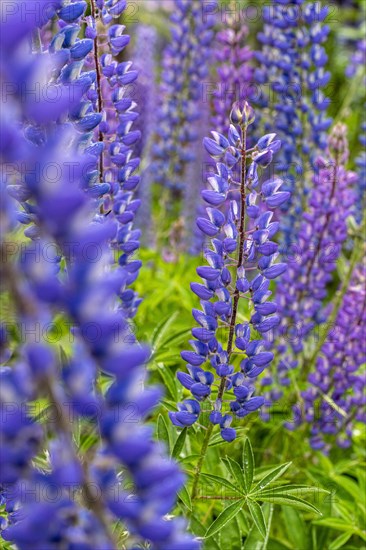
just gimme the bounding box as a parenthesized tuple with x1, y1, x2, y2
(243, 438, 255, 493)
(247, 500, 267, 540)
(156, 362, 178, 401)
(205, 499, 246, 539)
(328, 531, 353, 550)
(244, 503, 273, 550)
(222, 456, 247, 492)
(157, 413, 171, 451)
(178, 484, 192, 510)
(253, 493, 321, 515)
(197, 471, 244, 495)
(151, 311, 179, 350)
(251, 462, 292, 494)
(171, 427, 187, 459)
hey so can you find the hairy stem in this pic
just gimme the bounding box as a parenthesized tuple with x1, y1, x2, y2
(226, 124, 248, 357)
(90, 0, 104, 183)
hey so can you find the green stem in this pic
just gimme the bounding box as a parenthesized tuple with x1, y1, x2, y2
(190, 424, 214, 500)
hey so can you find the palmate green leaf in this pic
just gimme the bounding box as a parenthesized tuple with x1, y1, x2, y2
(250, 462, 292, 494)
(157, 414, 171, 451)
(222, 456, 246, 492)
(244, 503, 273, 550)
(205, 499, 245, 539)
(253, 493, 321, 515)
(243, 438, 255, 493)
(247, 500, 267, 540)
(171, 427, 187, 459)
(328, 531, 353, 550)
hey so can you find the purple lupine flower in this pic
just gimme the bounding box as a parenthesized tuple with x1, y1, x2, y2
(170, 101, 289, 440)
(86, 0, 143, 319)
(153, 0, 215, 193)
(276, 123, 356, 354)
(255, 0, 332, 243)
(302, 263, 366, 452)
(345, 39, 366, 78)
(0, 7, 199, 549)
(212, 16, 255, 136)
(344, 40, 366, 225)
(182, 94, 211, 254)
(260, 123, 357, 419)
(355, 117, 366, 224)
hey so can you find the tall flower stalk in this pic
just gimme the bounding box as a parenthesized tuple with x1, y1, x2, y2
(169, 101, 289, 497)
(261, 124, 358, 427)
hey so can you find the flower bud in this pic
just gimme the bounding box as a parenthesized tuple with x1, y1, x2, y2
(230, 100, 255, 127)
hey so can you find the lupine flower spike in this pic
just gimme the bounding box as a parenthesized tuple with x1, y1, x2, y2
(261, 123, 357, 419)
(170, 101, 290, 440)
(256, 0, 332, 243)
(153, 0, 215, 193)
